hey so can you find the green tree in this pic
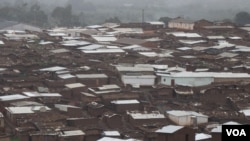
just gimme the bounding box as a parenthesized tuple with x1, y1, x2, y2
(159, 17, 172, 24)
(234, 11, 250, 25)
(51, 4, 80, 27)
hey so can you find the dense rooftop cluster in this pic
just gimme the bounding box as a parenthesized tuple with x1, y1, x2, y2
(0, 18, 250, 141)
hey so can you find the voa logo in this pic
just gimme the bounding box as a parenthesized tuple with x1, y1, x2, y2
(226, 129, 246, 136)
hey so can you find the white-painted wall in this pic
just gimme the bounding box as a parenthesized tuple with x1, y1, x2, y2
(161, 76, 214, 87)
(168, 114, 208, 126)
(168, 22, 194, 30)
(121, 75, 156, 86)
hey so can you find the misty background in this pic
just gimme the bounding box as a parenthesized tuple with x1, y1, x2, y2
(0, 0, 250, 27)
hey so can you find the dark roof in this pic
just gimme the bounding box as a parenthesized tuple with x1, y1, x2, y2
(114, 38, 147, 45)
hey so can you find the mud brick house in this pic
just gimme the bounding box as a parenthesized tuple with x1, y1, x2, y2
(87, 102, 108, 117)
(76, 74, 108, 87)
(126, 111, 167, 126)
(65, 83, 86, 99)
(155, 125, 195, 141)
(80, 92, 100, 104)
(57, 73, 76, 84)
(84, 128, 102, 141)
(102, 113, 123, 129)
(111, 99, 141, 113)
(55, 104, 82, 118)
(29, 131, 59, 141)
(67, 117, 99, 128)
(5, 106, 51, 125)
(166, 110, 208, 126)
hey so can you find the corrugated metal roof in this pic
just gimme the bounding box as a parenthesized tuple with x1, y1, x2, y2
(92, 35, 117, 42)
(58, 74, 76, 79)
(102, 131, 120, 136)
(6, 106, 50, 114)
(155, 125, 184, 133)
(111, 100, 140, 105)
(82, 49, 125, 54)
(97, 137, 141, 141)
(195, 133, 212, 141)
(65, 83, 85, 89)
(60, 130, 85, 137)
(168, 32, 201, 38)
(50, 49, 69, 54)
(127, 111, 165, 119)
(76, 74, 108, 79)
(39, 66, 67, 72)
(77, 44, 104, 50)
(0, 94, 29, 101)
(116, 66, 154, 72)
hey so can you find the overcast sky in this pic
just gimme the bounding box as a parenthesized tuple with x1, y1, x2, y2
(1, 0, 250, 22)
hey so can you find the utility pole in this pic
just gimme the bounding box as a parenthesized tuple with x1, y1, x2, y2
(142, 9, 145, 28)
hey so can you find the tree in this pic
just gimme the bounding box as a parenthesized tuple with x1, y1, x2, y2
(159, 17, 172, 24)
(104, 17, 121, 23)
(234, 11, 250, 25)
(51, 4, 80, 27)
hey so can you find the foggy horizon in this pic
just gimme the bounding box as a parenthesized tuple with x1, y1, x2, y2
(1, 0, 250, 25)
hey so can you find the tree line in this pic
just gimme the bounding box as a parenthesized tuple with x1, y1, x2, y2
(0, 3, 250, 28)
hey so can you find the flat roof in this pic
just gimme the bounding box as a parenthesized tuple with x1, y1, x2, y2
(65, 83, 85, 89)
(195, 133, 212, 141)
(58, 74, 76, 79)
(22, 92, 62, 97)
(50, 49, 70, 54)
(102, 131, 120, 136)
(116, 66, 154, 72)
(156, 125, 184, 133)
(77, 44, 103, 50)
(0, 94, 29, 101)
(6, 106, 51, 114)
(82, 49, 125, 54)
(76, 74, 108, 79)
(111, 100, 140, 105)
(39, 66, 67, 72)
(127, 111, 165, 119)
(60, 130, 85, 137)
(167, 32, 201, 38)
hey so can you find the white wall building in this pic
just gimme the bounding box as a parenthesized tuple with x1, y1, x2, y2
(166, 110, 208, 126)
(158, 72, 250, 87)
(168, 18, 195, 30)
